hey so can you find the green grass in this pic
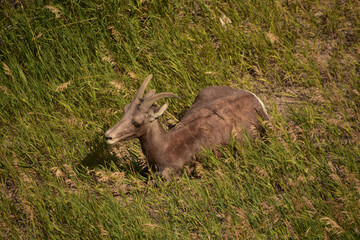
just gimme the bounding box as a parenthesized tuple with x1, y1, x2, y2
(1, 0, 359, 239)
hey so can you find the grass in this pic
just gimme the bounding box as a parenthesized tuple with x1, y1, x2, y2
(0, 0, 359, 239)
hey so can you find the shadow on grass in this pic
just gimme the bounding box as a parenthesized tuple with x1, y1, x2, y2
(79, 134, 150, 177)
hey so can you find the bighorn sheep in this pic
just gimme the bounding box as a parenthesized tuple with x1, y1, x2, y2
(105, 74, 268, 175)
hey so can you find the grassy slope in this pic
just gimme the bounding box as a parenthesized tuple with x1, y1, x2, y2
(0, 0, 359, 239)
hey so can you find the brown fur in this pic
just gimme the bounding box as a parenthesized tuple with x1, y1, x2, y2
(105, 77, 268, 175)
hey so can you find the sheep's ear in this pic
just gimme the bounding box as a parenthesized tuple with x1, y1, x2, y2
(149, 103, 168, 122)
(144, 89, 156, 98)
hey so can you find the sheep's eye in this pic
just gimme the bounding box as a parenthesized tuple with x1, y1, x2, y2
(132, 121, 141, 128)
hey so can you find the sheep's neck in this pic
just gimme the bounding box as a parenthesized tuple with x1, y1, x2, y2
(138, 120, 168, 165)
(138, 119, 203, 171)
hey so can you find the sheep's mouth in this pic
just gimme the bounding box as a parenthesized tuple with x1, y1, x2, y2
(105, 134, 133, 144)
(105, 138, 118, 145)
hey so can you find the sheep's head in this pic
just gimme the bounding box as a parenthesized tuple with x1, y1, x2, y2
(105, 74, 179, 144)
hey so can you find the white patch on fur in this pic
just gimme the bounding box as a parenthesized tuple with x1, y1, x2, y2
(246, 91, 268, 116)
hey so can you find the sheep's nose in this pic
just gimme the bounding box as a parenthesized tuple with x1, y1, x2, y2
(104, 132, 113, 141)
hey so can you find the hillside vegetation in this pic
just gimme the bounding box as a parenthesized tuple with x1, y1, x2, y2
(1, 0, 359, 239)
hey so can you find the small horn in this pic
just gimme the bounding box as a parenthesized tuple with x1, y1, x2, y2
(135, 74, 153, 99)
(141, 92, 180, 109)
